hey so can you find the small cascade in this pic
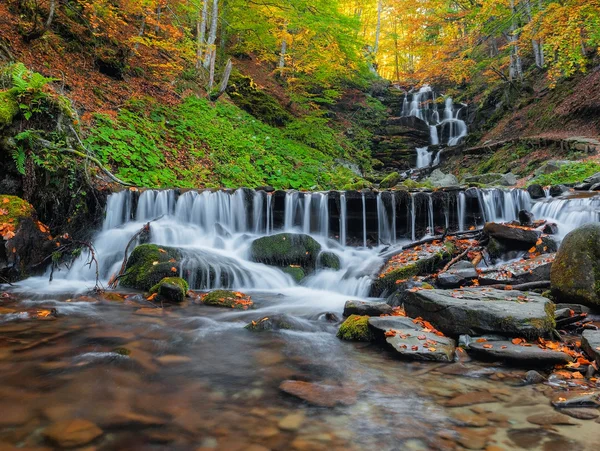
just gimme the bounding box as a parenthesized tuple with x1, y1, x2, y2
(416, 147, 433, 169)
(477, 189, 531, 223)
(340, 192, 347, 246)
(532, 194, 600, 238)
(457, 191, 467, 231)
(361, 192, 367, 247)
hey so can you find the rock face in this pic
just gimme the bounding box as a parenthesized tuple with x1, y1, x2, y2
(581, 330, 600, 365)
(404, 288, 555, 339)
(551, 223, 600, 307)
(467, 340, 572, 366)
(250, 233, 321, 271)
(149, 277, 188, 302)
(368, 316, 456, 362)
(436, 261, 478, 289)
(484, 222, 541, 249)
(121, 244, 182, 291)
(343, 300, 393, 317)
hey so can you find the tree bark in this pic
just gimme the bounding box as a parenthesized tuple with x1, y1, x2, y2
(45, 0, 56, 29)
(508, 0, 523, 81)
(197, 0, 208, 69)
(208, 49, 216, 91)
(204, 0, 219, 69)
(373, 0, 383, 55)
(278, 38, 287, 69)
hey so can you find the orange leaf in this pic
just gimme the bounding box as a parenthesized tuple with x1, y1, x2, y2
(482, 344, 493, 349)
(2, 198, 9, 204)
(476, 338, 487, 343)
(170, 267, 177, 272)
(511, 338, 524, 345)
(147, 293, 158, 301)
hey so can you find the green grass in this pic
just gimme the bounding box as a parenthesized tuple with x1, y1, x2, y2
(529, 161, 600, 186)
(84, 96, 366, 189)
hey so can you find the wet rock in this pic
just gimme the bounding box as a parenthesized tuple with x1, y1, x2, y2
(245, 314, 313, 332)
(560, 408, 600, 420)
(467, 340, 572, 366)
(343, 300, 392, 317)
(250, 233, 321, 271)
(518, 210, 535, 227)
(281, 266, 306, 282)
(542, 223, 559, 235)
(43, 419, 103, 448)
(278, 412, 305, 431)
(551, 223, 600, 307)
(524, 370, 546, 385)
(484, 222, 541, 249)
(527, 184, 545, 199)
(428, 169, 458, 188)
(581, 330, 600, 365)
(479, 253, 555, 285)
(463, 173, 516, 186)
(121, 244, 182, 291)
(201, 290, 253, 310)
(551, 391, 600, 408)
(444, 391, 499, 407)
(385, 280, 433, 307)
(379, 171, 401, 188)
(436, 261, 478, 289)
(404, 288, 555, 339)
(549, 185, 569, 197)
(526, 412, 573, 426)
(149, 277, 188, 303)
(336, 315, 375, 341)
(279, 380, 357, 407)
(317, 251, 341, 271)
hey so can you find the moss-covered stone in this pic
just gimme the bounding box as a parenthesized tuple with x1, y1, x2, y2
(244, 314, 303, 331)
(379, 172, 400, 189)
(120, 244, 182, 291)
(317, 251, 341, 270)
(551, 223, 600, 307)
(149, 277, 189, 303)
(201, 289, 254, 310)
(342, 180, 372, 190)
(0, 90, 19, 128)
(336, 315, 375, 341)
(0, 195, 34, 226)
(281, 266, 306, 282)
(250, 233, 321, 270)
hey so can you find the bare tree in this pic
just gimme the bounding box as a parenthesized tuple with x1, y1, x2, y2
(197, 0, 208, 69)
(373, 0, 383, 55)
(203, 0, 219, 69)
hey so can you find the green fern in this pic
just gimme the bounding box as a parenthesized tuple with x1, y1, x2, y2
(11, 147, 26, 175)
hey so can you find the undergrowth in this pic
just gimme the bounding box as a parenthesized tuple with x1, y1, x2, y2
(529, 161, 600, 186)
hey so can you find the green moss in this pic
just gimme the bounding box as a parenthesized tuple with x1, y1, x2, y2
(149, 276, 189, 294)
(281, 266, 306, 282)
(120, 244, 182, 291)
(202, 290, 254, 309)
(148, 277, 189, 302)
(318, 251, 341, 270)
(342, 180, 372, 190)
(0, 90, 19, 128)
(400, 179, 434, 190)
(0, 195, 34, 226)
(250, 233, 321, 269)
(380, 172, 400, 189)
(336, 315, 374, 341)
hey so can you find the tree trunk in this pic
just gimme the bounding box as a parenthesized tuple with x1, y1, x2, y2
(197, 0, 208, 69)
(278, 38, 287, 69)
(373, 0, 383, 55)
(208, 49, 216, 91)
(508, 0, 523, 81)
(45, 0, 56, 29)
(134, 14, 146, 51)
(155, 2, 162, 34)
(204, 0, 219, 69)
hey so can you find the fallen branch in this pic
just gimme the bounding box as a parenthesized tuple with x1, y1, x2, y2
(109, 222, 151, 289)
(61, 148, 134, 187)
(441, 246, 475, 273)
(486, 280, 550, 291)
(400, 229, 483, 251)
(13, 328, 79, 353)
(48, 237, 101, 291)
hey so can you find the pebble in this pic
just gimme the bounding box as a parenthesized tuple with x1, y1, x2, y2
(278, 412, 305, 431)
(42, 419, 103, 448)
(524, 370, 545, 385)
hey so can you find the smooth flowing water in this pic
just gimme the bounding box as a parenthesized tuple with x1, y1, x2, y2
(2, 188, 600, 450)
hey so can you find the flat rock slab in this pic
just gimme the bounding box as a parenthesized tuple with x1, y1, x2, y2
(279, 380, 357, 407)
(404, 287, 555, 339)
(480, 254, 555, 285)
(581, 330, 600, 365)
(368, 316, 456, 362)
(343, 300, 392, 317)
(526, 412, 573, 426)
(551, 391, 600, 408)
(467, 340, 573, 366)
(444, 390, 501, 407)
(484, 223, 541, 248)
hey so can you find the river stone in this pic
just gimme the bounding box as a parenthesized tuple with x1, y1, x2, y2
(437, 261, 478, 289)
(279, 380, 357, 407)
(343, 300, 393, 317)
(551, 223, 600, 307)
(245, 314, 313, 332)
(121, 244, 182, 291)
(549, 185, 569, 197)
(467, 340, 572, 366)
(543, 223, 559, 235)
(43, 419, 103, 448)
(551, 391, 600, 408)
(524, 370, 546, 384)
(581, 330, 600, 365)
(379, 171, 401, 188)
(527, 184, 545, 199)
(518, 210, 535, 226)
(562, 408, 600, 420)
(479, 253, 555, 285)
(149, 277, 189, 303)
(484, 222, 541, 249)
(526, 413, 573, 426)
(403, 288, 555, 339)
(250, 233, 321, 270)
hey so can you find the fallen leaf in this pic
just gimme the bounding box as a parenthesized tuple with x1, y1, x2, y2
(482, 344, 493, 349)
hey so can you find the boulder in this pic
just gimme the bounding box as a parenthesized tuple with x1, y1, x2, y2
(534, 160, 572, 176)
(584, 172, 600, 185)
(379, 172, 401, 188)
(581, 330, 600, 366)
(467, 340, 572, 366)
(281, 266, 305, 282)
(317, 251, 341, 270)
(403, 288, 555, 339)
(343, 300, 393, 317)
(436, 261, 478, 289)
(500, 173, 518, 186)
(484, 222, 541, 249)
(368, 316, 456, 362)
(385, 280, 434, 307)
(245, 314, 312, 332)
(428, 169, 458, 188)
(518, 210, 535, 227)
(480, 253, 555, 285)
(250, 233, 321, 271)
(120, 244, 182, 291)
(527, 184, 546, 199)
(336, 315, 374, 341)
(201, 290, 253, 310)
(148, 277, 188, 303)
(551, 223, 600, 307)
(543, 223, 559, 235)
(549, 185, 569, 197)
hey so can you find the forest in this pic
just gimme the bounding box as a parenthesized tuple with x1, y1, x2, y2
(1, 1, 600, 451)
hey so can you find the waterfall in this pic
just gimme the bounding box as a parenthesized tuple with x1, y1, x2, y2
(477, 189, 531, 224)
(457, 191, 467, 231)
(340, 192, 347, 246)
(302, 194, 312, 234)
(362, 192, 367, 247)
(416, 147, 433, 169)
(532, 194, 600, 238)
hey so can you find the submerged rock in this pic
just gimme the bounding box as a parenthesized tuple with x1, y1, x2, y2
(43, 419, 103, 448)
(149, 277, 189, 303)
(551, 223, 600, 307)
(281, 266, 305, 282)
(245, 314, 312, 332)
(121, 244, 182, 291)
(404, 288, 555, 339)
(201, 290, 253, 310)
(279, 380, 357, 407)
(467, 340, 572, 366)
(343, 300, 392, 317)
(250, 233, 321, 271)
(336, 315, 374, 341)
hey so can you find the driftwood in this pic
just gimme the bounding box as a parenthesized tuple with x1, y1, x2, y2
(441, 246, 475, 273)
(108, 222, 151, 289)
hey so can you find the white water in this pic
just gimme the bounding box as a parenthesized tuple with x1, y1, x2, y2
(416, 147, 433, 169)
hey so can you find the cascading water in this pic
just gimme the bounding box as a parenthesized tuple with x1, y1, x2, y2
(401, 85, 468, 169)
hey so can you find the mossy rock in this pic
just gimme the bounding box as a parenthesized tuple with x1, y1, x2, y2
(120, 244, 182, 291)
(0, 91, 19, 128)
(0, 195, 34, 226)
(317, 251, 341, 271)
(149, 277, 189, 303)
(201, 290, 254, 310)
(336, 315, 375, 341)
(551, 223, 600, 307)
(379, 172, 400, 189)
(250, 233, 321, 270)
(342, 180, 372, 190)
(245, 314, 308, 332)
(281, 266, 306, 282)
